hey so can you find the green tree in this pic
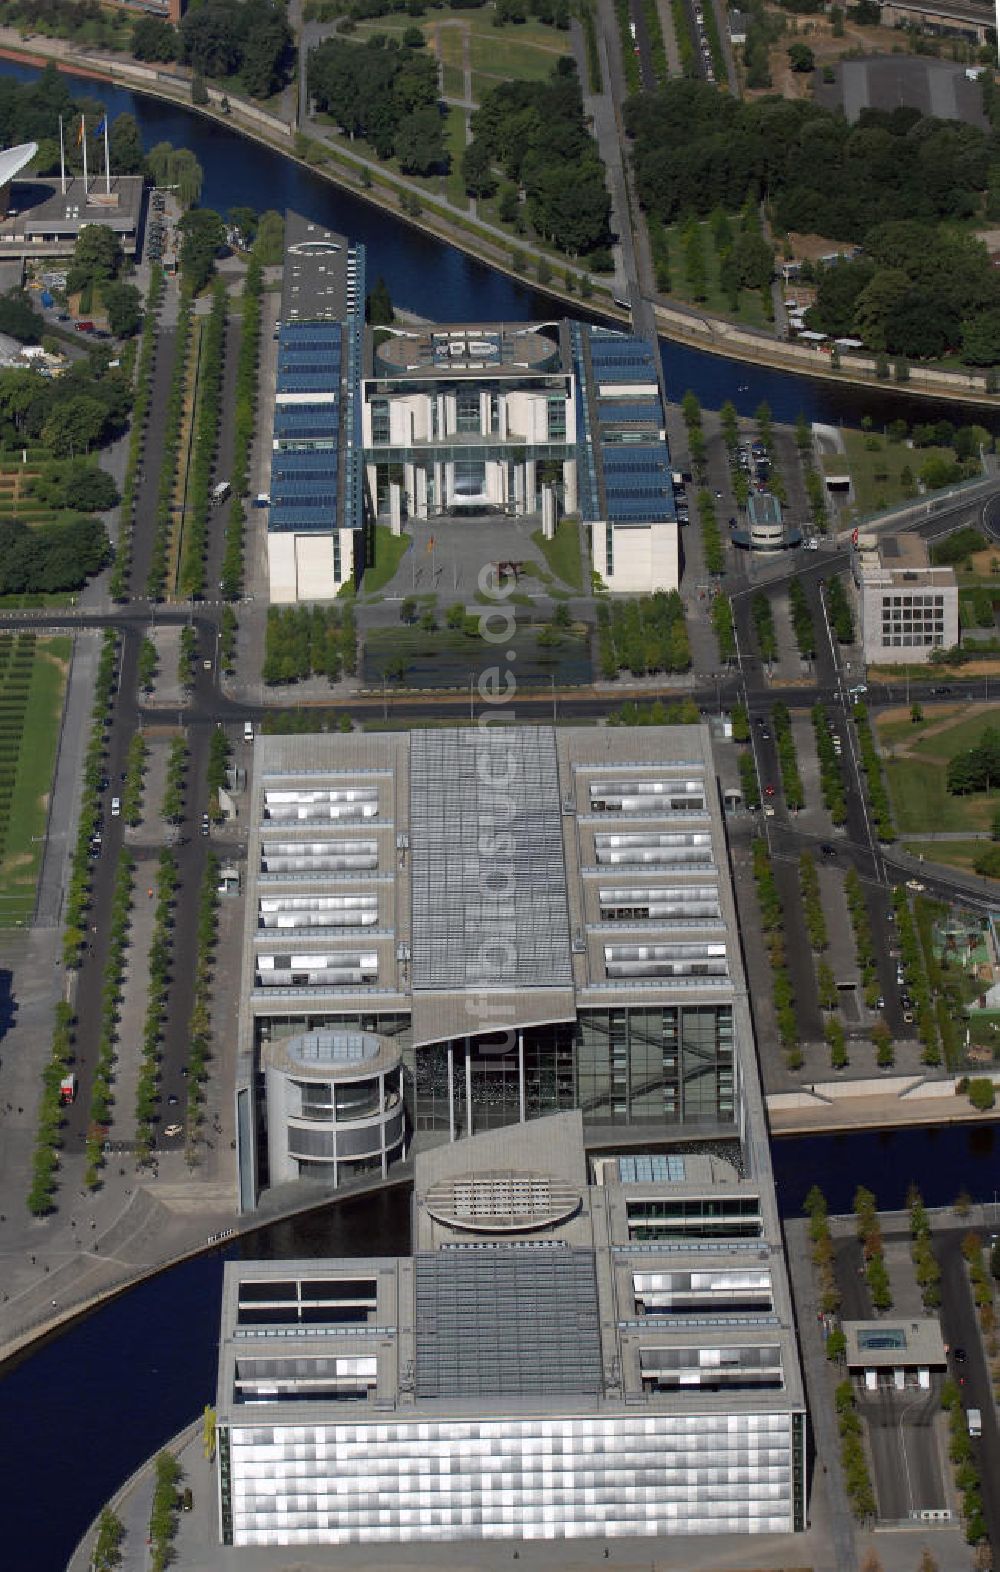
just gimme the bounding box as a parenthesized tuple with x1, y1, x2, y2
(109, 113, 146, 176)
(178, 207, 226, 292)
(787, 43, 815, 72)
(102, 281, 143, 338)
(132, 17, 178, 62)
(67, 225, 123, 295)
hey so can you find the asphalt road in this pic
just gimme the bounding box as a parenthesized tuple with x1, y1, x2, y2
(859, 1384, 945, 1519)
(935, 1225, 1000, 1550)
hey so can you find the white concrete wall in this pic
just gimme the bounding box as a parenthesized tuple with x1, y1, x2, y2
(592, 521, 679, 594)
(268, 534, 299, 604)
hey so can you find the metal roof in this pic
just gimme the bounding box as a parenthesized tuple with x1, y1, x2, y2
(409, 727, 573, 993)
(413, 1247, 603, 1398)
(0, 143, 38, 186)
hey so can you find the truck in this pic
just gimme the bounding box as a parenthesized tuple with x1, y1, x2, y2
(59, 1073, 77, 1106)
(968, 1408, 982, 1438)
(212, 480, 231, 504)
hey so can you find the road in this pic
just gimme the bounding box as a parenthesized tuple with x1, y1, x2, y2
(859, 1384, 945, 1520)
(935, 1226, 1000, 1551)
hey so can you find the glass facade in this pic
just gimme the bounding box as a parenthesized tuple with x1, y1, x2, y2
(224, 1412, 796, 1545)
(411, 1006, 735, 1135)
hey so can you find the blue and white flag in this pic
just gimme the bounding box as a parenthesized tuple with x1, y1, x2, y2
(94, 116, 106, 137)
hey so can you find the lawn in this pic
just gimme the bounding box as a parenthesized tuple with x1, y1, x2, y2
(352, 8, 569, 103)
(0, 635, 70, 927)
(362, 525, 410, 593)
(827, 432, 955, 518)
(443, 106, 470, 210)
(904, 840, 996, 879)
(879, 704, 1000, 835)
(911, 707, 1000, 763)
(654, 218, 770, 330)
(531, 519, 583, 590)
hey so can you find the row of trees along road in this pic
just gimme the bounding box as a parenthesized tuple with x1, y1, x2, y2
(625, 78, 1000, 363)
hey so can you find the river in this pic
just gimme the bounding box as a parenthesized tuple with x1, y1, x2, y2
(1, 58, 999, 1570)
(2, 58, 996, 430)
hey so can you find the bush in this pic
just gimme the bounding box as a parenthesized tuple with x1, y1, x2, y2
(968, 1077, 997, 1111)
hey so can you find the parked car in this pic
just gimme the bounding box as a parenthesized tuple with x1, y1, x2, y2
(110, 796, 120, 817)
(906, 879, 925, 893)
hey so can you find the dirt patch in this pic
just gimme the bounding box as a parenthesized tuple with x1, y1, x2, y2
(0, 851, 32, 876)
(749, 8, 886, 103)
(870, 658, 1000, 681)
(39, 648, 69, 677)
(969, 547, 1000, 575)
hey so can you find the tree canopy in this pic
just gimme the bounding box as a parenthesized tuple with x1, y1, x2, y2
(179, 208, 227, 293)
(0, 515, 108, 595)
(308, 35, 445, 169)
(0, 290, 43, 345)
(466, 61, 611, 256)
(625, 79, 1000, 362)
(132, 16, 178, 62)
(0, 359, 132, 453)
(947, 728, 1000, 795)
(180, 0, 292, 98)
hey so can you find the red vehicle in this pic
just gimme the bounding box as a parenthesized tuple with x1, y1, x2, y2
(75, 320, 94, 333)
(59, 1073, 77, 1106)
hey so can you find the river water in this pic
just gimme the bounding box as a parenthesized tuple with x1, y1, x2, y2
(3, 59, 995, 429)
(1, 58, 999, 1570)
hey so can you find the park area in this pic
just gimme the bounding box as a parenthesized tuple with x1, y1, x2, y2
(0, 633, 70, 926)
(878, 704, 1000, 877)
(821, 430, 958, 518)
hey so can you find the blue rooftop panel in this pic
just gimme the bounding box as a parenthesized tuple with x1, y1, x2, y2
(596, 400, 662, 425)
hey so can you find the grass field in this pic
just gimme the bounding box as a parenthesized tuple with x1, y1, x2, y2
(824, 432, 955, 518)
(531, 519, 583, 589)
(879, 704, 1000, 836)
(910, 708, 1000, 762)
(0, 634, 70, 927)
(362, 525, 410, 594)
(904, 839, 994, 879)
(352, 8, 569, 103)
(653, 218, 770, 329)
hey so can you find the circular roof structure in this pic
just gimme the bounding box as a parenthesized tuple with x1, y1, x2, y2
(424, 1170, 581, 1234)
(0, 143, 38, 188)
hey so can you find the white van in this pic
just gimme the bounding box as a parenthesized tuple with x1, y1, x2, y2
(244, 721, 254, 743)
(968, 1408, 982, 1438)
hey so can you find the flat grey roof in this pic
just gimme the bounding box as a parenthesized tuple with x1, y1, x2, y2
(0, 174, 143, 237)
(282, 210, 357, 323)
(409, 727, 573, 993)
(413, 1247, 603, 1399)
(844, 1318, 947, 1367)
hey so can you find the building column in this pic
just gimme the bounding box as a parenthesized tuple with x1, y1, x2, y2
(465, 1038, 473, 1139)
(518, 1031, 525, 1123)
(379, 1070, 388, 1178)
(447, 1042, 455, 1142)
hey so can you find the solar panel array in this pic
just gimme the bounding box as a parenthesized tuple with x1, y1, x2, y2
(409, 728, 573, 991)
(271, 316, 345, 534)
(571, 328, 676, 529)
(414, 1249, 603, 1398)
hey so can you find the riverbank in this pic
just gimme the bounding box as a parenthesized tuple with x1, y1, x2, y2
(767, 1073, 1000, 1136)
(4, 30, 1000, 410)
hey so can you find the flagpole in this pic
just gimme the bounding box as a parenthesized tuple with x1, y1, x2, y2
(81, 115, 87, 195)
(59, 116, 66, 196)
(104, 117, 110, 196)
